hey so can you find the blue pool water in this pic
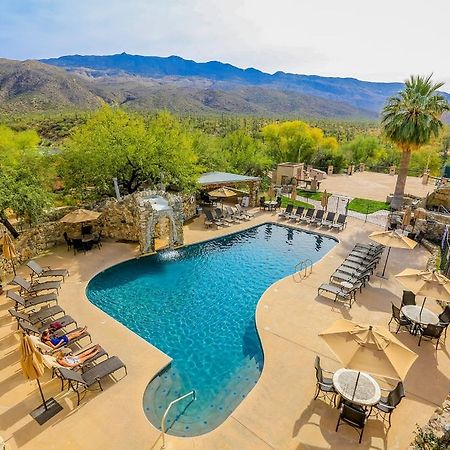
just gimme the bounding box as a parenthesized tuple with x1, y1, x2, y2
(86, 223, 337, 436)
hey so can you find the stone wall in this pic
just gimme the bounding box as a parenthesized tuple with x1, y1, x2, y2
(100, 196, 140, 241)
(414, 209, 450, 243)
(426, 186, 450, 210)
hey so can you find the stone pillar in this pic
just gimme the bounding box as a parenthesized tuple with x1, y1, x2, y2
(327, 165, 334, 176)
(359, 163, 365, 172)
(248, 180, 259, 207)
(389, 166, 396, 176)
(422, 170, 430, 185)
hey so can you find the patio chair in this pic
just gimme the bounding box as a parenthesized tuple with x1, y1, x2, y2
(278, 204, 293, 219)
(72, 238, 86, 255)
(259, 197, 266, 210)
(215, 208, 233, 225)
(370, 382, 405, 427)
(313, 356, 337, 406)
(322, 211, 336, 228)
(299, 208, 315, 224)
(236, 204, 254, 218)
(212, 209, 231, 226)
(401, 290, 416, 307)
(27, 260, 69, 281)
(57, 356, 127, 405)
(290, 206, 305, 221)
(310, 209, 325, 225)
(63, 232, 73, 252)
(18, 315, 77, 334)
(388, 303, 411, 333)
(336, 403, 369, 443)
(332, 214, 347, 230)
(7, 290, 58, 311)
(418, 323, 446, 349)
(81, 224, 93, 236)
(9, 305, 65, 327)
(13, 275, 61, 295)
(204, 210, 223, 228)
(438, 306, 450, 341)
(92, 232, 103, 249)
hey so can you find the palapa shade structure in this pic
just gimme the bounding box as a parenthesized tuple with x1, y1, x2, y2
(369, 230, 417, 278)
(208, 187, 237, 210)
(395, 269, 450, 314)
(319, 319, 418, 381)
(1, 232, 17, 275)
(19, 333, 63, 424)
(59, 208, 102, 224)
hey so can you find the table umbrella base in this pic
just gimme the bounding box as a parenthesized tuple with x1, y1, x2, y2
(376, 272, 389, 280)
(30, 397, 63, 425)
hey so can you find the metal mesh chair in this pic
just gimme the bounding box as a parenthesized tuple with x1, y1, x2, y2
(336, 403, 368, 443)
(313, 356, 337, 406)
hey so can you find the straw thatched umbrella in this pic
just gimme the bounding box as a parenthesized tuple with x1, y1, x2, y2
(19, 333, 63, 424)
(369, 230, 417, 278)
(320, 319, 417, 386)
(1, 232, 17, 275)
(208, 187, 237, 211)
(395, 269, 450, 316)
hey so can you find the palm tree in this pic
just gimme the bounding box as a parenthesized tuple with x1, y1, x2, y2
(382, 75, 449, 210)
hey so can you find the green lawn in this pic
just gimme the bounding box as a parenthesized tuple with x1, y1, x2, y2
(347, 198, 390, 214)
(296, 189, 329, 201)
(281, 196, 315, 209)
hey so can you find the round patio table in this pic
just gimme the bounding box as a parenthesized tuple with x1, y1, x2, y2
(401, 305, 439, 326)
(264, 201, 278, 211)
(333, 368, 381, 407)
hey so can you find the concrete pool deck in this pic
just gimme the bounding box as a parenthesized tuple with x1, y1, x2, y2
(1, 209, 448, 449)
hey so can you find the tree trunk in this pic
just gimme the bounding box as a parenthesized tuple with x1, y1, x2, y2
(391, 149, 412, 210)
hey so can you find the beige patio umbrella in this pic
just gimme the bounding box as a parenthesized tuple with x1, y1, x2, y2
(369, 230, 417, 278)
(208, 187, 236, 210)
(319, 319, 418, 381)
(59, 208, 102, 224)
(1, 232, 17, 275)
(395, 269, 450, 315)
(267, 185, 275, 200)
(19, 333, 62, 424)
(321, 190, 330, 210)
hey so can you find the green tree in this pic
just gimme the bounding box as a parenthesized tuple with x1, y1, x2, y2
(382, 75, 450, 209)
(61, 107, 200, 198)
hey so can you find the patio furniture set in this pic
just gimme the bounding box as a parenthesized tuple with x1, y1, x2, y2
(278, 204, 347, 230)
(7, 260, 126, 407)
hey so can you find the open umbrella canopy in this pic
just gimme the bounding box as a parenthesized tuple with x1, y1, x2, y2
(319, 319, 418, 380)
(20, 333, 45, 380)
(59, 209, 102, 224)
(207, 187, 237, 198)
(1, 233, 17, 260)
(369, 230, 417, 250)
(395, 269, 450, 302)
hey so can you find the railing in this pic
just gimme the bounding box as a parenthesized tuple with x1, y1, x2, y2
(293, 259, 312, 282)
(160, 390, 196, 448)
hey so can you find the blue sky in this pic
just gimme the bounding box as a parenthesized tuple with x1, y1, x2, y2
(1, 0, 449, 86)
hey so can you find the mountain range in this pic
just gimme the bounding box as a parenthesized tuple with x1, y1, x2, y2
(0, 53, 448, 119)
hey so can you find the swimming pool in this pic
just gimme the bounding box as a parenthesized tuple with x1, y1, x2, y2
(86, 223, 337, 436)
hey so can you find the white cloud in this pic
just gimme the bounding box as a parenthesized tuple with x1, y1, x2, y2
(0, 0, 449, 87)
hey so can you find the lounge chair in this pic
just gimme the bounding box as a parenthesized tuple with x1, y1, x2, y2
(290, 206, 305, 221)
(20, 322, 91, 346)
(9, 305, 65, 326)
(204, 210, 224, 228)
(212, 209, 231, 226)
(317, 282, 360, 307)
(7, 290, 58, 311)
(278, 204, 293, 219)
(351, 245, 384, 257)
(26, 260, 69, 281)
(341, 259, 378, 272)
(236, 204, 254, 218)
(310, 209, 325, 225)
(18, 315, 77, 334)
(330, 269, 371, 286)
(226, 206, 241, 223)
(57, 356, 127, 405)
(332, 214, 347, 230)
(346, 253, 380, 265)
(13, 275, 61, 295)
(322, 211, 336, 227)
(300, 208, 315, 223)
(234, 204, 251, 221)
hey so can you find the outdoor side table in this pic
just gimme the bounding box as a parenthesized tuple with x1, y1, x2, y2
(333, 368, 381, 407)
(401, 305, 439, 335)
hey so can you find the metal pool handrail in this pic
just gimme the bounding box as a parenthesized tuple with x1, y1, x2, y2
(160, 390, 196, 448)
(294, 259, 313, 281)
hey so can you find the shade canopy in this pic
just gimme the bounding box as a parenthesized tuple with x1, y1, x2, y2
(20, 333, 45, 380)
(369, 230, 417, 250)
(319, 319, 418, 380)
(395, 269, 450, 302)
(207, 187, 237, 198)
(59, 209, 102, 224)
(321, 190, 330, 208)
(1, 233, 17, 260)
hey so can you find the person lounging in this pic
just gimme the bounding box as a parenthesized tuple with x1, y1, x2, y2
(41, 326, 87, 349)
(56, 345, 100, 368)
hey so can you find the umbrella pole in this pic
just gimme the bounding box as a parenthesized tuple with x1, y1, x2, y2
(36, 379, 48, 411)
(352, 371, 361, 401)
(378, 246, 391, 278)
(11, 260, 16, 276)
(419, 297, 427, 321)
